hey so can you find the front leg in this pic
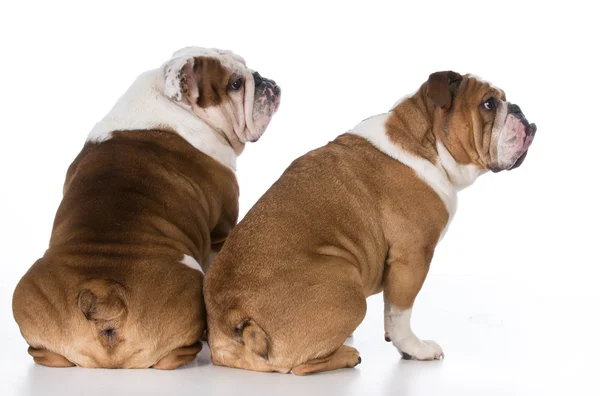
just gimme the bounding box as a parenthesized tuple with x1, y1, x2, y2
(383, 245, 444, 360)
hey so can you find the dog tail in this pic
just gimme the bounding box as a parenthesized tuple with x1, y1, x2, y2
(78, 279, 126, 322)
(233, 317, 270, 360)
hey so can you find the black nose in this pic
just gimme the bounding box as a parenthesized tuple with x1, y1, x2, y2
(253, 72, 263, 87)
(508, 103, 530, 126)
(508, 103, 522, 114)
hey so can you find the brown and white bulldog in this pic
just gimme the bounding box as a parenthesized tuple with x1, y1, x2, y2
(204, 71, 535, 375)
(12, 47, 280, 369)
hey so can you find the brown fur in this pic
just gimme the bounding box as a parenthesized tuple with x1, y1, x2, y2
(173, 56, 230, 108)
(386, 86, 438, 163)
(204, 72, 516, 374)
(13, 130, 238, 369)
(192, 57, 230, 108)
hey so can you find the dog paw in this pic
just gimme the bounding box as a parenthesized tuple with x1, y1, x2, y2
(396, 338, 444, 361)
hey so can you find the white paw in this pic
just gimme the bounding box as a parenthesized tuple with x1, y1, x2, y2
(395, 337, 444, 360)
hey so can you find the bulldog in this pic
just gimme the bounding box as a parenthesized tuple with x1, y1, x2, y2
(204, 71, 535, 375)
(12, 47, 280, 369)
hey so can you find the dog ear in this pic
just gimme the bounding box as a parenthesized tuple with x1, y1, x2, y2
(425, 71, 463, 108)
(163, 56, 228, 107)
(163, 57, 195, 104)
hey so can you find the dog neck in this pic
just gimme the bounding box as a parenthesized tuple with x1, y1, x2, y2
(390, 89, 484, 191)
(349, 112, 457, 216)
(436, 140, 486, 190)
(87, 69, 238, 171)
(348, 95, 485, 222)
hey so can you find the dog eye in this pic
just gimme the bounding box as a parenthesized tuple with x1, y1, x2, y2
(483, 98, 497, 110)
(229, 78, 243, 91)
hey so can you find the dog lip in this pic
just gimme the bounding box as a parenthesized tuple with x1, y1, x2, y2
(527, 123, 537, 135)
(504, 120, 536, 171)
(508, 150, 529, 171)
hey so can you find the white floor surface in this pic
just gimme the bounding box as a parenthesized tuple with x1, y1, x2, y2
(2, 274, 598, 396)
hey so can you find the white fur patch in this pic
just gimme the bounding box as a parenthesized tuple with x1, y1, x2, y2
(181, 254, 204, 274)
(436, 141, 485, 191)
(435, 141, 482, 241)
(87, 69, 237, 171)
(385, 305, 444, 360)
(163, 57, 190, 102)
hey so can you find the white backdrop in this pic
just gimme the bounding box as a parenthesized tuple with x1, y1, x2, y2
(1, 1, 598, 395)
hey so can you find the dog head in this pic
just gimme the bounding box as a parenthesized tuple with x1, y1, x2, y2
(424, 71, 536, 173)
(163, 47, 281, 152)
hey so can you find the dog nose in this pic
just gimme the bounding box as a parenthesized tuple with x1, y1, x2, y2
(253, 72, 263, 87)
(508, 103, 530, 126)
(508, 103, 522, 114)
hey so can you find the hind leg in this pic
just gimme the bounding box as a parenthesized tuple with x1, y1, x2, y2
(28, 347, 75, 367)
(208, 322, 289, 373)
(208, 297, 364, 375)
(152, 342, 202, 369)
(291, 345, 361, 375)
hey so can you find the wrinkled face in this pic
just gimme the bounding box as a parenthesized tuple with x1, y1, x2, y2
(426, 72, 536, 172)
(163, 47, 281, 150)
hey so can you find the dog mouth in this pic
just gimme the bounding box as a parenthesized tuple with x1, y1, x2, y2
(272, 89, 281, 112)
(247, 78, 281, 142)
(491, 102, 536, 172)
(507, 122, 536, 171)
(255, 79, 281, 112)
